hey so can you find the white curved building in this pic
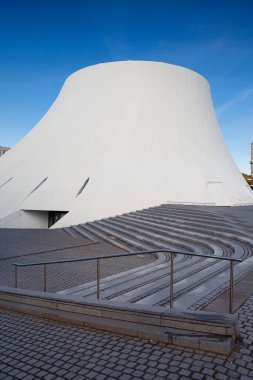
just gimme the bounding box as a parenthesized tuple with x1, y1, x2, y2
(0, 61, 252, 229)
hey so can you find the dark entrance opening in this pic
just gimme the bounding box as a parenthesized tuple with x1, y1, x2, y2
(48, 211, 68, 228)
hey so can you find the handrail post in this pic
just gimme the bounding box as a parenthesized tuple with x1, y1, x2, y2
(44, 264, 47, 292)
(229, 260, 234, 314)
(170, 253, 174, 308)
(97, 259, 100, 299)
(14, 265, 18, 288)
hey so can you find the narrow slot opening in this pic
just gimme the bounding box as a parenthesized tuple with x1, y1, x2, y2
(0, 177, 13, 189)
(76, 177, 90, 197)
(28, 177, 48, 196)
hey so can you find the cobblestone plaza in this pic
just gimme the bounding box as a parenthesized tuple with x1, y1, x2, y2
(0, 295, 253, 379)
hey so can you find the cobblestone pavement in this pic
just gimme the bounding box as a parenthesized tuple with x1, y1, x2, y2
(0, 296, 253, 379)
(0, 230, 154, 292)
(0, 229, 86, 259)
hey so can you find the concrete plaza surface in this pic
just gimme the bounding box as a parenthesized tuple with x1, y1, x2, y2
(0, 295, 252, 380)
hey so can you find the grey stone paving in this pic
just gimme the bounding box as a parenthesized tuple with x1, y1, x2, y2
(0, 229, 87, 259)
(0, 295, 253, 379)
(0, 230, 154, 292)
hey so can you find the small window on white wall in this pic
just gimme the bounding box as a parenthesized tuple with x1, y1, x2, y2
(76, 177, 90, 197)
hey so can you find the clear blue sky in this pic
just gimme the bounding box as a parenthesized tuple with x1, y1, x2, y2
(0, 0, 252, 173)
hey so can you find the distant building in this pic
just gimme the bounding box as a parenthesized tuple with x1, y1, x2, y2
(0, 146, 10, 157)
(251, 142, 253, 177)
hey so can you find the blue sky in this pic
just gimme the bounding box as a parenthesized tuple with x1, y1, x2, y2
(0, 0, 252, 173)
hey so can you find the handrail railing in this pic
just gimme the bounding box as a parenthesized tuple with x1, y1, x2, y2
(166, 201, 216, 206)
(12, 249, 242, 313)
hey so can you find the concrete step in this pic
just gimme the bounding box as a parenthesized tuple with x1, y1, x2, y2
(154, 205, 240, 226)
(111, 217, 218, 255)
(131, 210, 250, 244)
(91, 221, 165, 251)
(86, 222, 152, 251)
(176, 256, 253, 311)
(62, 227, 80, 238)
(146, 206, 231, 224)
(62, 255, 226, 306)
(128, 212, 253, 260)
(99, 219, 194, 254)
(111, 260, 229, 306)
(137, 209, 244, 233)
(71, 225, 98, 242)
(116, 215, 236, 257)
(158, 204, 226, 220)
(124, 211, 238, 238)
(80, 224, 134, 252)
(58, 253, 168, 297)
(99, 258, 214, 304)
(59, 204, 253, 313)
(0, 286, 239, 355)
(58, 252, 253, 313)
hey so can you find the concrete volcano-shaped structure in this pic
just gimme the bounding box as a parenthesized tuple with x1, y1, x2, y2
(0, 61, 252, 228)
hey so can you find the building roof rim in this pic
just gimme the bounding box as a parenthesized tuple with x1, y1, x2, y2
(67, 60, 209, 86)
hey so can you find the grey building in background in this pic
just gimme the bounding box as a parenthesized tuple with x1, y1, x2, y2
(0, 146, 10, 157)
(251, 142, 253, 177)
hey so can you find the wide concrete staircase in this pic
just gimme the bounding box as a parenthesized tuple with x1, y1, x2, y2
(60, 204, 253, 311)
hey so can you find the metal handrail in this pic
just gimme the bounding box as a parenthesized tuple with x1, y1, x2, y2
(12, 249, 242, 313)
(166, 201, 216, 206)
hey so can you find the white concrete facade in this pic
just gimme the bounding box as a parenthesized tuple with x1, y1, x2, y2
(0, 61, 252, 229)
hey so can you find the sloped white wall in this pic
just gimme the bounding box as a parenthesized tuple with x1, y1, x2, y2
(0, 61, 252, 229)
(0, 210, 48, 228)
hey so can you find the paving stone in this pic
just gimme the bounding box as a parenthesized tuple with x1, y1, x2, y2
(179, 369, 191, 377)
(203, 367, 215, 376)
(44, 375, 56, 380)
(119, 375, 132, 380)
(246, 362, 253, 370)
(85, 371, 98, 379)
(143, 374, 156, 380)
(238, 367, 249, 375)
(227, 370, 240, 378)
(191, 373, 205, 380)
(0, 294, 253, 380)
(189, 365, 202, 372)
(215, 374, 229, 380)
(193, 359, 204, 367)
(215, 365, 228, 374)
(36, 370, 48, 377)
(135, 364, 147, 371)
(167, 374, 179, 380)
(122, 367, 135, 375)
(61, 372, 74, 379)
(178, 362, 190, 370)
